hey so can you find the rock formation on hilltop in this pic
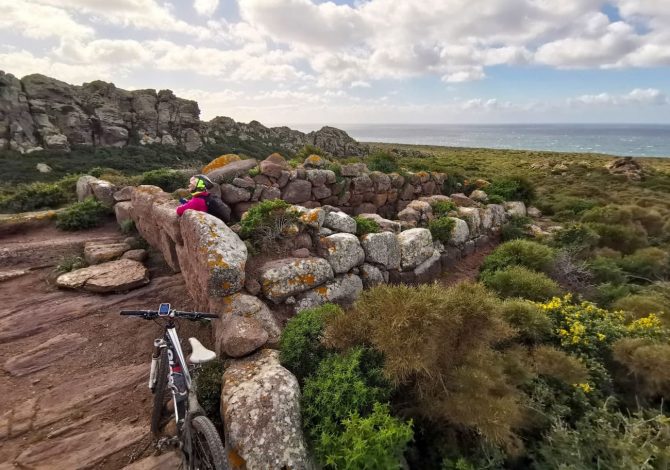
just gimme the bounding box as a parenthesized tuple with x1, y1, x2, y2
(0, 71, 366, 157)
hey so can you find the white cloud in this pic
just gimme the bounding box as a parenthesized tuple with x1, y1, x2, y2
(569, 88, 669, 106)
(0, 49, 116, 83)
(0, 0, 93, 39)
(194, 0, 218, 16)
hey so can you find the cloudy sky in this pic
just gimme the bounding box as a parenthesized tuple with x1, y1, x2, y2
(1, 0, 669, 126)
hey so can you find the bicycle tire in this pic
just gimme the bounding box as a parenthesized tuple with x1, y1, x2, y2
(188, 415, 227, 470)
(150, 347, 169, 436)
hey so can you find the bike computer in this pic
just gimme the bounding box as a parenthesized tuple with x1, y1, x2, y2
(158, 303, 171, 317)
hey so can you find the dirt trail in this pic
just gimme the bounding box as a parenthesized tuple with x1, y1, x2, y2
(440, 242, 497, 287)
(0, 222, 209, 469)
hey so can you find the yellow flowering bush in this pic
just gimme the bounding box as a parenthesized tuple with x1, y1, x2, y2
(538, 295, 627, 359)
(626, 314, 667, 340)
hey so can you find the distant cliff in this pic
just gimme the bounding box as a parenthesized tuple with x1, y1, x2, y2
(0, 71, 366, 157)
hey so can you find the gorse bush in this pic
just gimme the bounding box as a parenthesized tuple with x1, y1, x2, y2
(612, 338, 670, 400)
(317, 403, 413, 470)
(295, 144, 327, 161)
(486, 176, 535, 204)
(481, 266, 562, 301)
(56, 198, 111, 231)
(429, 216, 456, 244)
(551, 223, 600, 256)
(585, 222, 648, 254)
(618, 248, 670, 282)
(367, 151, 400, 174)
(279, 304, 342, 383)
(481, 239, 556, 275)
(501, 215, 533, 241)
(324, 283, 529, 449)
(140, 168, 188, 192)
(501, 299, 553, 344)
(612, 294, 667, 321)
(354, 216, 380, 236)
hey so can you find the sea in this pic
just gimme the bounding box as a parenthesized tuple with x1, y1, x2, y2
(327, 124, 670, 158)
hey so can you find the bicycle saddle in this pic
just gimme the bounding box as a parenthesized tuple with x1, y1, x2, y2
(188, 338, 216, 364)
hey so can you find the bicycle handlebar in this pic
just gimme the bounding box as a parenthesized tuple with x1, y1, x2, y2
(120, 310, 218, 320)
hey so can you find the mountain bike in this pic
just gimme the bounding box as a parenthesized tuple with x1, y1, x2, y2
(121, 303, 227, 470)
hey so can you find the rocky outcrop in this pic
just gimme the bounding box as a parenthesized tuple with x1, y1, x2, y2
(0, 70, 365, 156)
(221, 349, 313, 470)
(605, 156, 644, 181)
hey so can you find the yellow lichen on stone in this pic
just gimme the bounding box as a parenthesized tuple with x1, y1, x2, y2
(306, 154, 323, 165)
(202, 154, 241, 173)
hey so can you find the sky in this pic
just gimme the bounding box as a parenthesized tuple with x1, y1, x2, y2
(0, 0, 669, 127)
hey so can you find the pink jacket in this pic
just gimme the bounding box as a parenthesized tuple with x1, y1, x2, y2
(176, 192, 208, 216)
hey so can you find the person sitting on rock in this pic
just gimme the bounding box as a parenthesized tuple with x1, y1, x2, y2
(176, 174, 214, 216)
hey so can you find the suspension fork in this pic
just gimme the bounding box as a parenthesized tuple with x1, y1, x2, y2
(149, 338, 167, 390)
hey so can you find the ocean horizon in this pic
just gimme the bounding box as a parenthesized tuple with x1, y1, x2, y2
(293, 123, 670, 158)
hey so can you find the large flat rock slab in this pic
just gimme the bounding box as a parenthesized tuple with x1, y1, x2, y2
(56, 259, 149, 293)
(122, 452, 181, 469)
(259, 257, 334, 303)
(3, 333, 88, 376)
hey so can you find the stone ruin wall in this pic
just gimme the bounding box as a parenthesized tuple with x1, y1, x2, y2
(102, 154, 530, 360)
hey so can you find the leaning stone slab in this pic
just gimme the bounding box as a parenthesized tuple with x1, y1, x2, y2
(206, 158, 258, 184)
(397, 228, 434, 270)
(56, 259, 149, 293)
(218, 316, 268, 358)
(457, 207, 481, 237)
(260, 257, 334, 303)
(178, 211, 247, 305)
(221, 349, 313, 470)
(319, 233, 365, 274)
(448, 217, 470, 246)
(323, 210, 356, 234)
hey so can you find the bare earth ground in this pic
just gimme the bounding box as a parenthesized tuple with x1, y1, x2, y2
(440, 242, 497, 287)
(0, 222, 212, 470)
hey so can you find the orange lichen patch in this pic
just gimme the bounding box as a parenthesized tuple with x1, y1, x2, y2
(202, 154, 241, 173)
(417, 171, 430, 178)
(474, 178, 491, 188)
(315, 286, 328, 295)
(221, 281, 232, 291)
(207, 252, 230, 269)
(228, 449, 246, 469)
(266, 152, 286, 164)
(305, 154, 324, 164)
(299, 210, 320, 224)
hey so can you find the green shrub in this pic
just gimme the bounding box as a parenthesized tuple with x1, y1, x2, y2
(629, 205, 665, 238)
(239, 199, 299, 245)
(317, 403, 413, 470)
(280, 304, 342, 382)
(0, 176, 77, 213)
(140, 168, 188, 192)
(487, 176, 535, 204)
(549, 197, 598, 218)
(531, 406, 670, 469)
(55, 255, 87, 273)
(295, 144, 327, 161)
(368, 151, 399, 174)
(551, 223, 600, 256)
(481, 266, 562, 301)
(354, 216, 380, 236)
(593, 282, 635, 307)
(302, 347, 392, 455)
(585, 222, 648, 254)
(588, 256, 627, 284)
(248, 166, 260, 177)
(581, 205, 634, 226)
(429, 216, 456, 244)
(612, 295, 667, 319)
(501, 215, 532, 241)
(481, 239, 556, 275)
(119, 219, 136, 234)
(442, 174, 467, 195)
(618, 248, 670, 282)
(488, 194, 505, 204)
(613, 338, 670, 400)
(501, 299, 553, 343)
(196, 359, 224, 429)
(432, 200, 457, 218)
(56, 198, 111, 231)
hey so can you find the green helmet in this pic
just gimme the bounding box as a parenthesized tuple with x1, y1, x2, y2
(193, 174, 214, 191)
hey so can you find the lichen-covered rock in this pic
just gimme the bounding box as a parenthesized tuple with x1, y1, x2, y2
(450, 193, 476, 207)
(206, 159, 258, 184)
(504, 201, 527, 217)
(218, 316, 268, 358)
(113, 186, 134, 202)
(457, 207, 481, 236)
(303, 154, 327, 168)
(76, 175, 98, 201)
(398, 207, 420, 226)
(296, 274, 363, 311)
(470, 190, 488, 202)
(56, 259, 149, 293)
(397, 228, 434, 270)
(221, 349, 313, 470)
(359, 263, 384, 288)
(323, 210, 356, 234)
(479, 207, 494, 231)
(340, 163, 368, 177)
(306, 169, 335, 187)
(114, 201, 132, 225)
(178, 211, 247, 307)
(488, 204, 507, 226)
(259, 257, 333, 303)
(360, 232, 401, 270)
(449, 217, 470, 245)
(90, 179, 116, 207)
(221, 184, 251, 205)
(356, 213, 401, 233)
(212, 293, 281, 349)
(527, 206, 542, 218)
(84, 242, 130, 265)
(202, 154, 241, 174)
(295, 206, 325, 229)
(319, 233, 365, 274)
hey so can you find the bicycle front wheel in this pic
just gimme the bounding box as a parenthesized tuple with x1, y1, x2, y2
(188, 415, 227, 470)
